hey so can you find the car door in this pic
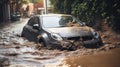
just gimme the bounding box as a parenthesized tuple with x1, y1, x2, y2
(30, 16, 40, 42)
(25, 16, 40, 42)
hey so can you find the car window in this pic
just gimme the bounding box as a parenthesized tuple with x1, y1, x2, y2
(27, 17, 35, 26)
(27, 17, 39, 26)
(59, 16, 73, 25)
(34, 17, 39, 24)
(41, 16, 61, 28)
(41, 15, 84, 28)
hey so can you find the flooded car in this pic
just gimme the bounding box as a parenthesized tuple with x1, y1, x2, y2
(21, 14, 103, 50)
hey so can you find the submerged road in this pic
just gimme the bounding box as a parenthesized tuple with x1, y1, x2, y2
(0, 18, 120, 67)
(0, 18, 65, 67)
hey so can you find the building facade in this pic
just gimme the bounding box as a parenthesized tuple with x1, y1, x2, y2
(0, 0, 10, 23)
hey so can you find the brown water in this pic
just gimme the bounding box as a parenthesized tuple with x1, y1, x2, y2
(63, 48, 120, 67)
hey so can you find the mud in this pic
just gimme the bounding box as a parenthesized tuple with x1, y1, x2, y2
(63, 48, 120, 67)
(0, 18, 120, 67)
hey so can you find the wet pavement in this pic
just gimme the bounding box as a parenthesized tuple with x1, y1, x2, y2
(0, 18, 120, 67)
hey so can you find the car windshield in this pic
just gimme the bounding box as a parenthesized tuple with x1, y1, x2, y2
(41, 15, 85, 28)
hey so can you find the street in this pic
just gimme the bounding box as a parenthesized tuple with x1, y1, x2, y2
(0, 18, 120, 67)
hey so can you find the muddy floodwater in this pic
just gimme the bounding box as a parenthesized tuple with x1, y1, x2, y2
(64, 48, 120, 67)
(0, 45, 66, 67)
(0, 18, 120, 67)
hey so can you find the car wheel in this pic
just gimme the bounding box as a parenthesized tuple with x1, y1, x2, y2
(36, 43, 44, 50)
(35, 39, 45, 50)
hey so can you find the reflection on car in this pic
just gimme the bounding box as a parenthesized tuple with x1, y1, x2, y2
(21, 14, 103, 50)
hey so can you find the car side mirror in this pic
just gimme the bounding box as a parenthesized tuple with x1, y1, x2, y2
(33, 24, 39, 30)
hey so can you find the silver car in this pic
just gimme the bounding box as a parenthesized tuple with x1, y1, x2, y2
(21, 14, 103, 50)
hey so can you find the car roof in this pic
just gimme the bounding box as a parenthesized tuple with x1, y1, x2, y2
(36, 14, 72, 17)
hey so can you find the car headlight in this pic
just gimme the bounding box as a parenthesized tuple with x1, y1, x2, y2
(93, 32, 99, 38)
(91, 29, 99, 38)
(51, 33, 63, 41)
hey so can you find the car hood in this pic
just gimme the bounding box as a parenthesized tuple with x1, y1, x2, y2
(44, 26, 93, 37)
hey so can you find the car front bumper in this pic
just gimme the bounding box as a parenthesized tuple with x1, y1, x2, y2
(83, 38, 103, 47)
(49, 38, 102, 49)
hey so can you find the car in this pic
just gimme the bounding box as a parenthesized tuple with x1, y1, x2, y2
(21, 14, 103, 50)
(11, 12, 21, 21)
